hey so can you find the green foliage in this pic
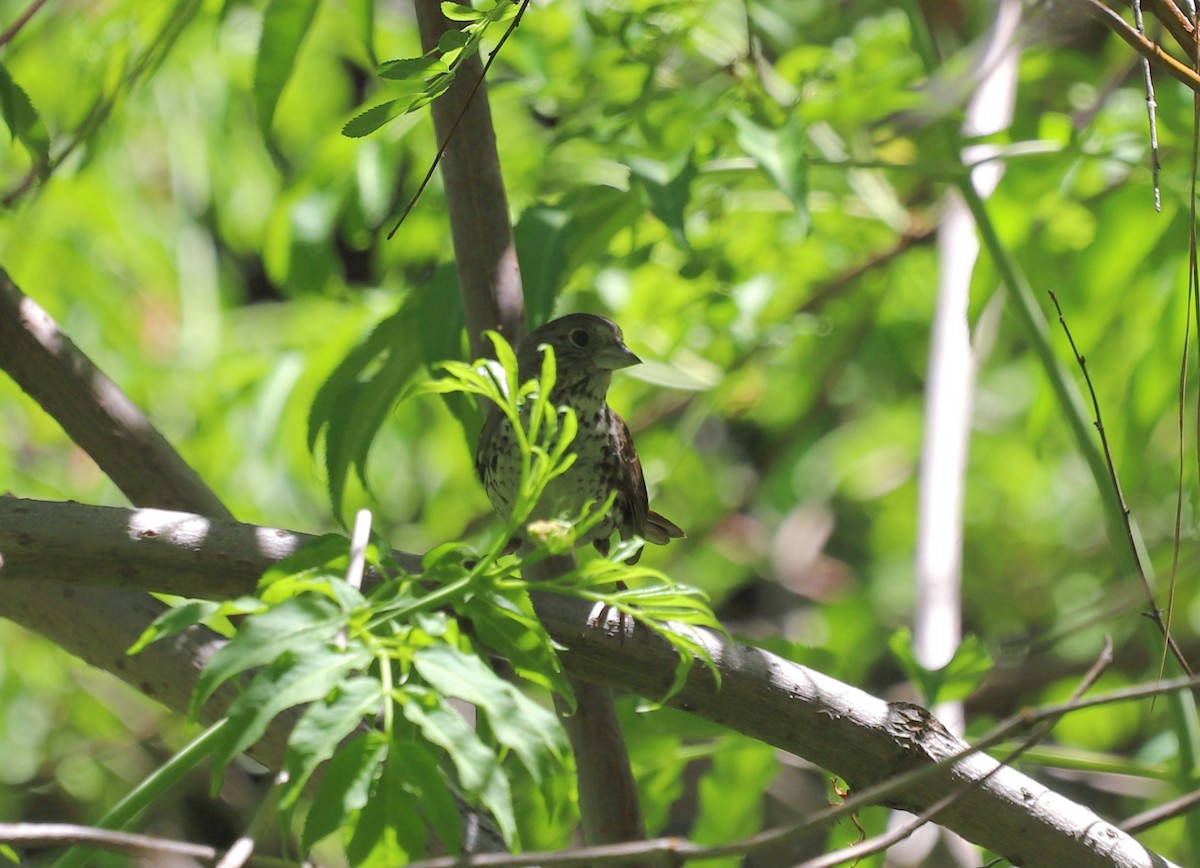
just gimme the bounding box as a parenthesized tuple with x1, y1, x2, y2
(0, 62, 48, 175)
(136, 532, 565, 859)
(128, 334, 719, 861)
(343, 0, 520, 138)
(889, 629, 993, 707)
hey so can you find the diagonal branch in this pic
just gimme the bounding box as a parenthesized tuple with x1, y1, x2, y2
(0, 496, 1179, 868)
(1079, 0, 1200, 92)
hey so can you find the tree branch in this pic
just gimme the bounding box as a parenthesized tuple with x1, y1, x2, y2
(0, 497, 1178, 868)
(1078, 0, 1200, 92)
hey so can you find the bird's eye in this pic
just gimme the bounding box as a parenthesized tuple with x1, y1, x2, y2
(570, 328, 590, 348)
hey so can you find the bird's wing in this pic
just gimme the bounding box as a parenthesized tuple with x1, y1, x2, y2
(609, 407, 649, 539)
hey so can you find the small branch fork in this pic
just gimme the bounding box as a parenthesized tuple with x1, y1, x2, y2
(1076, 0, 1200, 92)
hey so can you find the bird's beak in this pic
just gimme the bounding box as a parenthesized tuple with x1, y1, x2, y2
(595, 341, 642, 370)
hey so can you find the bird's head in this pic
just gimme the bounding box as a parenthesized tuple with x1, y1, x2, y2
(517, 313, 642, 391)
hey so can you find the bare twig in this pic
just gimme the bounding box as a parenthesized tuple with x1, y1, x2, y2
(1143, 0, 1195, 55)
(1132, 0, 1162, 210)
(389, 0, 532, 240)
(0, 823, 215, 863)
(1048, 290, 1191, 675)
(0, 0, 50, 48)
(413, 0, 527, 358)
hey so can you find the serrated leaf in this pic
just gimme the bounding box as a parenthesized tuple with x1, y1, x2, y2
(390, 739, 462, 854)
(0, 62, 49, 174)
(889, 628, 993, 706)
(730, 111, 809, 223)
(342, 97, 419, 138)
(464, 591, 569, 696)
(213, 643, 372, 781)
(378, 54, 449, 81)
(253, 0, 320, 135)
(402, 691, 517, 847)
(282, 677, 385, 808)
(259, 533, 349, 584)
(127, 600, 222, 654)
(347, 752, 422, 866)
(192, 595, 346, 715)
(413, 644, 566, 782)
(628, 153, 696, 248)
(308, 303, 424, 520)
(303, 732, 387, 852)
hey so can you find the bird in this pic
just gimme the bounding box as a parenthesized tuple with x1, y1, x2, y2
(475, 313, 684, 563)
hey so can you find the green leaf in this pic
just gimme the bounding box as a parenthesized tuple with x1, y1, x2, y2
(308, 303, 424, 520)
(413, 643, 567, 782)
(889, 629, 993, 706)
(303, 732, 387, 852)
(254, 0, 321, 135)
(513, 206, 569, 327)
(342, 96, 421, 138)
(347, 750, 423, 866)
(627, 153, 696, 248)
(282, 676, 385, 808)
(127, 600, 222, 654)
(390, 739, 463, 855)
(439, 5, 482, 24)
(463, 591, 569, 696)
(192, 595, 347, 715)
(378, 54, 449, 81)
(437, 29, 471, 57)
(692, 739, 777, 845)
(402, 690, 518, 847)
(0, 62, 49, 174)
(213, 642, 372, 781)
(260, 533, 350, 578)
(729, 111, 809, 225)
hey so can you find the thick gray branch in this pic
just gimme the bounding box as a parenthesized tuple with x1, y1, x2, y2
(0, 497, 1175, 868)
(0, 269, 230, 518)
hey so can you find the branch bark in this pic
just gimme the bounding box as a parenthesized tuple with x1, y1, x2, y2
(1078, 0, 1200, 91)
(0, 496, 1179, 868)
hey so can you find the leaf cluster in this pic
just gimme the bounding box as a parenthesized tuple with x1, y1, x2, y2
(130, 332, 719, 862)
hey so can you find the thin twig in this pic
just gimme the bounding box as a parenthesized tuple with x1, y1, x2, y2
(797, 637, 1115, 868)
(0, 0, 50, 48)
(1048, 290, 1192, 675)
(399, 671, 1200, 868)
(1133, 0, 1162, 210)
(387, 0, 531, 239)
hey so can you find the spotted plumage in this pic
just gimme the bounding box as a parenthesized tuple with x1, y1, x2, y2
(475, 313, 684, 563)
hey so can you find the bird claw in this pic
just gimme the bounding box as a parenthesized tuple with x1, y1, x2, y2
(586, 600, 632, 644)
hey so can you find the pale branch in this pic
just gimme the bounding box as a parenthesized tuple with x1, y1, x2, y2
(0, 823, 219, 863)
(0, 496, 1177, 868)
(0, 269, 230, 519)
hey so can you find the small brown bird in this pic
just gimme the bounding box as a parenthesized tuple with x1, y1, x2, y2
(475, 313, 684, 563)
